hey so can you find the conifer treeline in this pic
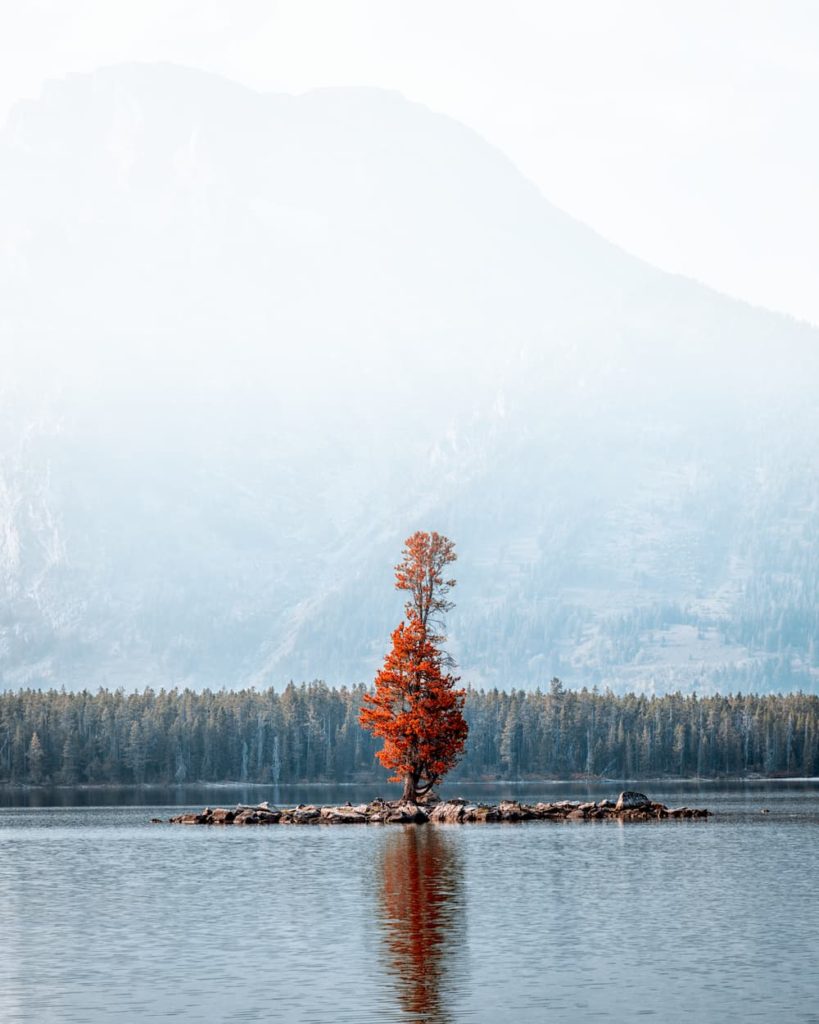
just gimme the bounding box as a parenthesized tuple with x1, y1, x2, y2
(0, 682, 816, 785)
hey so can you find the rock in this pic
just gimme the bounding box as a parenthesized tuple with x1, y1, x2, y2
(150, 817, 163, 824)
(166, 792, 711, 827)
(533, 802, 563, 817)
(497, 801, 536, 821)
(473, 805, 500, 822)
(430, 801, 503, 823)
(622, 808, 650, 820)
(256, 810, 281, 824)
(429, 801, 466, 823)
(319, 806, 368, 824)
(615, 791, 650, 811)
(386, 802, 428, 824)
(229, 803, 282, 823)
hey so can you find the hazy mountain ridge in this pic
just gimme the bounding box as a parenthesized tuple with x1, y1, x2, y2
(1, 63, 818, 694)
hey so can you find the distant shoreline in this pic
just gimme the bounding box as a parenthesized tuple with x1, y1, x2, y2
(3, 775, 818, 792)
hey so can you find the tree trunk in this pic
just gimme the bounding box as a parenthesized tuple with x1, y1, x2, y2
(401, 771, 418, 802)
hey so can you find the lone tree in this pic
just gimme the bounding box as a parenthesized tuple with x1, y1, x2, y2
(360, 531, 468, 803)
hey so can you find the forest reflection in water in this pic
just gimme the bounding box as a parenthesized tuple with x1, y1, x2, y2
(376, 827, 466, 1023)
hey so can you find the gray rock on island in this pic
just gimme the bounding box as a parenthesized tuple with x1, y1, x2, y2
(614, 790, 650, 810)
(166, 792, 710, 826)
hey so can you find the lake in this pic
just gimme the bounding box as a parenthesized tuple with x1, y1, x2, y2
(1, 781, 818, 1023)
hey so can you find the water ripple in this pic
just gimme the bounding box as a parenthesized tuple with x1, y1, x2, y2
(0, 785, 817, 1022)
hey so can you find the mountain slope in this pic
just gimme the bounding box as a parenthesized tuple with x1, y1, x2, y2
(1, 63, 818, 694)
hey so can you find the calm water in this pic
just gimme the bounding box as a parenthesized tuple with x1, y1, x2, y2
(1, 782, 817, 1023)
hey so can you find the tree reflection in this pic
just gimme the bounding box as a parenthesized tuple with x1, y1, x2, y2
(376, 826, 464, 1023)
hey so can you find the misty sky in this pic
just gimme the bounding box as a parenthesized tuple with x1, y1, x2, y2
(1, 1, 817, 327)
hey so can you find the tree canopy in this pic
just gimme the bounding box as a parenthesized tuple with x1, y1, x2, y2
(0, 684, 816, 786)
(360, 532, 468, 801)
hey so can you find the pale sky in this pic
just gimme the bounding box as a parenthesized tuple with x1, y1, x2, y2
(2, 0, 817, 326)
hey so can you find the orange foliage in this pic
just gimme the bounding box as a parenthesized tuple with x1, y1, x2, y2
(360, 532, 467, 801)
(394, 531, 457, 637)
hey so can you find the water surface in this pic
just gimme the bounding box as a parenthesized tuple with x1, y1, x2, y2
(1, 783, 817, 1023)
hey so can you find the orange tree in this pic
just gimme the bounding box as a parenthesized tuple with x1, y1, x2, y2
(360, 531, 468, 802)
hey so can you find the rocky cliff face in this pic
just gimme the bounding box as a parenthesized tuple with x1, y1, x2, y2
(1, 64, 818, 694)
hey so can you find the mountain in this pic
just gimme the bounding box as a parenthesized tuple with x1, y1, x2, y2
(1, 63, 818, 694)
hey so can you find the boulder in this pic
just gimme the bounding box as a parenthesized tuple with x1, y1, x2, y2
(615, 791, 650, 811)
(566, 808, 587, 820)
(497, 801, 536, 821)
(210, 808, 235, 824)
(319, 806, 368, 824)
(429, 801, 466, 823)
(256, 810, 281, 824)
(461, 805, 486, 822)
(533, 802, 563, 817)
(386, 802, 429, 824)
(293, 806, 320, 823)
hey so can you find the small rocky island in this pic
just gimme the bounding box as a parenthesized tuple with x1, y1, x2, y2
(163, 790, 711, 826)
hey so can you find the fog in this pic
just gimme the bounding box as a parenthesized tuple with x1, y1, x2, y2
(1, 64, 818, 694)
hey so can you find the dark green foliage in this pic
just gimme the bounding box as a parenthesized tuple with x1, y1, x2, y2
(0, 682, 816, 785)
